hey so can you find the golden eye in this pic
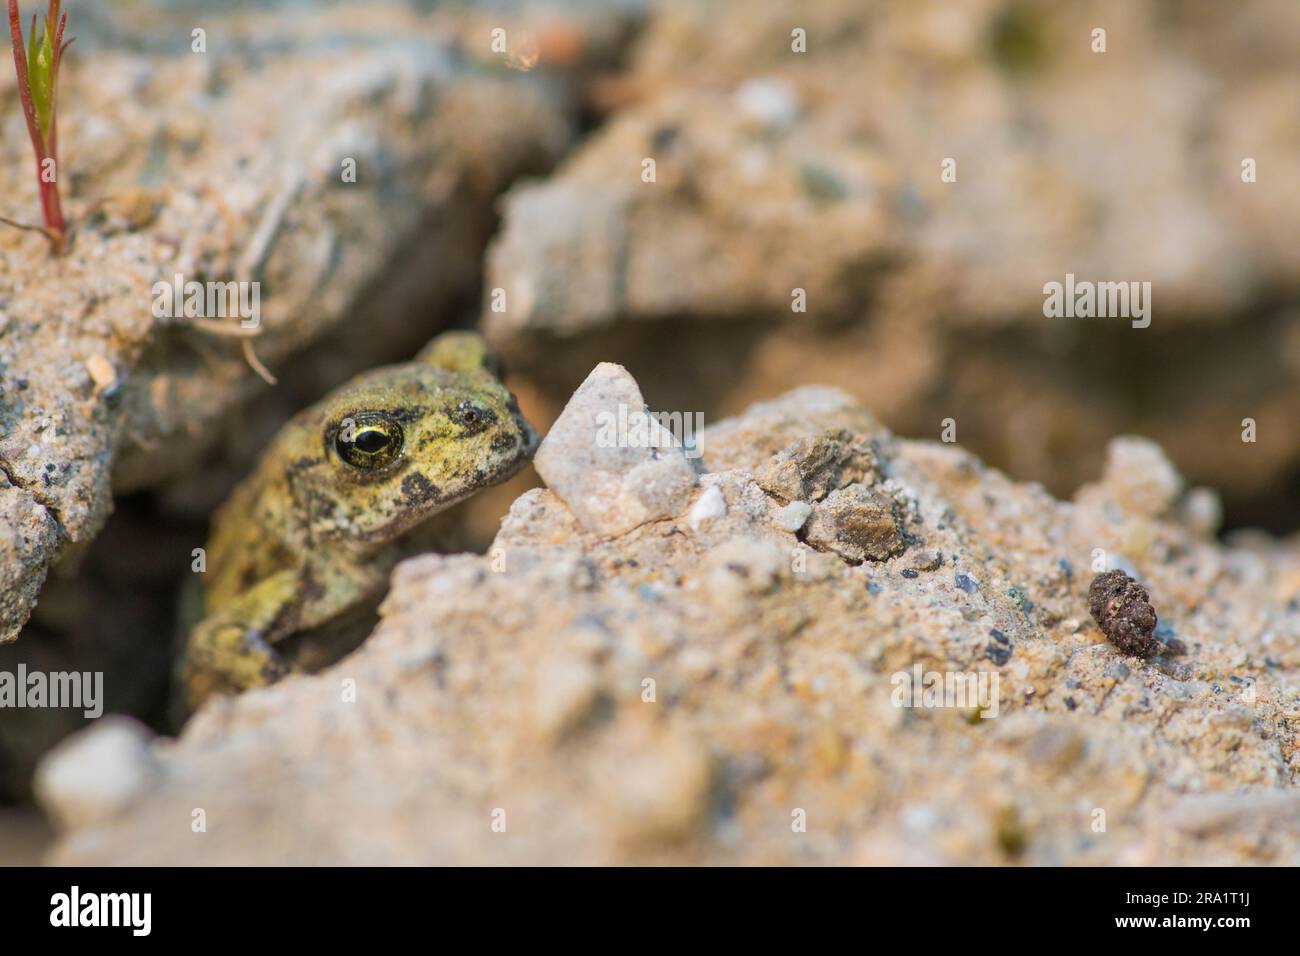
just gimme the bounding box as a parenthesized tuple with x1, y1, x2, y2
(335, 414, 403, 469)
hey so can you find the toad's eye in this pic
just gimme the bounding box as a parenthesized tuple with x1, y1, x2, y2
(453, 401, 495, 435)
(335, 414, 403, 469)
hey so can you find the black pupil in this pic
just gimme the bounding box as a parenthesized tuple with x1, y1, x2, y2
(355, 429, 390, 453)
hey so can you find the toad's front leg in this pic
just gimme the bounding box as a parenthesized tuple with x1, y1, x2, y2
(181, 570, 301, 712)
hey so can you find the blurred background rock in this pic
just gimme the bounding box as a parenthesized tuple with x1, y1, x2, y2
(483, 0, 1300, 533)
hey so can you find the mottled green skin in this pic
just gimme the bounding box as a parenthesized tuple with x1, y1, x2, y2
(182, 332, 537, 709)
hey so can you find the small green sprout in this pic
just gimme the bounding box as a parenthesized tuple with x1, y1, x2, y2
(5, 0, 73, 254)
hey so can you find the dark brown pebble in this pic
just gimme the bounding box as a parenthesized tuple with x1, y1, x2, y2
(1088, 570, 1161, 659)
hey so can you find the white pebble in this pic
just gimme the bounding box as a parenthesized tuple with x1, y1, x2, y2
(34, 717, 160, 831)
(1180, 487, 1222, 538)
(534, 363, 698, 538)
(688, 485, 727, 529)
(734, 78, 800, 131)
(777, 501, 813, 532)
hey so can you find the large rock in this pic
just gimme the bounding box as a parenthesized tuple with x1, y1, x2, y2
(42, 382, 1300, 865)
(481, 0, 1300, 528)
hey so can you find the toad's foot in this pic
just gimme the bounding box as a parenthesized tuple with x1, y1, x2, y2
(182, 571, 298, 712)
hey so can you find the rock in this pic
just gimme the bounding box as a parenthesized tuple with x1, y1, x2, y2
(776, 501, 812, 532)
(33, 717, 160, 831)
(910, 549, 944, 572)
(596, 719, 712, 845)
(533, 363, 697, 537)
(532, 653, 604, 743)
(1163, 792, 1300, 837)
(734, 78, 801, 132)
(752, 429, 880, 503)
(481, 0, 1300, 529)
(0, 486, 60, 647)
(687, 483, 727, 529)
(804, 484, 906, 563)
(1178, 487, 1224, 540)
(1095, 437, 1185, 520)
(83, 356, 117, 394)
(701, 386, 882, 474)
(44, 386, 1300, 864)
(1089, 570, 1161, 659)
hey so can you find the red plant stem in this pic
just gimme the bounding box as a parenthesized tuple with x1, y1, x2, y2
(7, 3, 43, 160)
(7, 0, 66, 250)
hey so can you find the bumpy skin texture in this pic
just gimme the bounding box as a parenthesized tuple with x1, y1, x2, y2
(182, 332, 538, 710)
(1088, 570, 1161, 659)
